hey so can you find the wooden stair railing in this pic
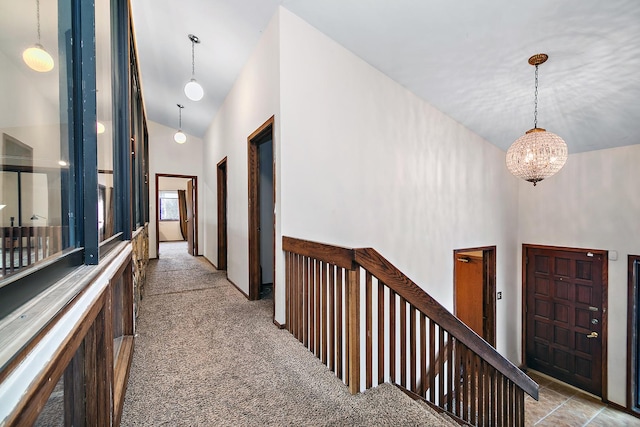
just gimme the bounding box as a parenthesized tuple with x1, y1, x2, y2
(283, 236, 538, 427)
(1, 226, 64, 278)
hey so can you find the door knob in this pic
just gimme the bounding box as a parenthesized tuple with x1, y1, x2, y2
(586, 332, 598, 339)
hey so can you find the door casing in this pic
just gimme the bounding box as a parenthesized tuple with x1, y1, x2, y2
(453, 246, 496, 347)
(522, 244, 608, 399)
(154, 173, 198, 258)
(217, 157, 228, 271)
(247, 116, 275, 302)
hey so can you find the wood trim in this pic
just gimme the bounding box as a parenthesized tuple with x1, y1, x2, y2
(606, 400, 640, 419)
(155, 173, 198, 257)
(8, 289, 108, 426)
(627, 255, 640, 412)
(247, 116, 275, 301)
(355, 247, 538, 400)
(113, 336, 134, 426)
(227, 278, 250, 300)
(273, 319, 286, 329)
(522, 244, 608, 399)
(283, 237, 355, 270)
(453, 246, 496, 347)
(216, 157, 228, 271)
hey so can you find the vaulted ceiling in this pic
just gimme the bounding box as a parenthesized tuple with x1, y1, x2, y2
(131, 0, 640, 153)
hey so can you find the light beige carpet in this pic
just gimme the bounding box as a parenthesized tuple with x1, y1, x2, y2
(121, 241, 453, 426)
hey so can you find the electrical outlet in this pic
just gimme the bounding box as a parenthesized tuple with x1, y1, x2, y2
(497, 291, 502, 300)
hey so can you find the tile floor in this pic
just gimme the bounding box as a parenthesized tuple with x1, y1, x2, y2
(525, 371, 640, 426)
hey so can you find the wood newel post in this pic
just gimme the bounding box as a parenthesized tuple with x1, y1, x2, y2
(347, 268, 360, 394)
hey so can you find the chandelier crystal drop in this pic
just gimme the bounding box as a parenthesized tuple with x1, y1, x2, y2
(184, 34, 204, 101)
(506, 54, 567, 186)
(23, 0, 54, 72)
(174, 104, 187, 144)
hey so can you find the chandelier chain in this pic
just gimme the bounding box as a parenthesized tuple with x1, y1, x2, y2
(191, 39, 195, 77)
(36, 0, 41, 43)
(534, 64, 539, 129)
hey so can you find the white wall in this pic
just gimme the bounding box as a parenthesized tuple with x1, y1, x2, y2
(148, 120, 203, 258)
(278, 8, 521, 357)
(202, 11, 281, 296)
(518, 144, 640, 405)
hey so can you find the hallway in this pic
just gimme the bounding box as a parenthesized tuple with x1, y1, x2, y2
(120, 242, 447, 426)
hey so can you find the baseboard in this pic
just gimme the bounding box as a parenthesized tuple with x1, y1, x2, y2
(273, 319, 286, 329)
(605, 401, 640, 419)
(227, 278, 250, 299)
(202, 256, 219, 270)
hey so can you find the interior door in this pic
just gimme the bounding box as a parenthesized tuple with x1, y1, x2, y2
(186, 179, 194, 256)
(455, 254, 484, 338)
(525, 246, 605, 396)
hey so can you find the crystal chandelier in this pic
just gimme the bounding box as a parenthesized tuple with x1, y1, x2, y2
(506, 54, 567, 186)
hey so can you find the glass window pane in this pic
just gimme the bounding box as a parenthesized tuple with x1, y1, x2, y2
(96, 0, 115, 242)
(0, 0, 75, 281)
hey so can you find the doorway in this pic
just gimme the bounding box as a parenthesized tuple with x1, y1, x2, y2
(217, 158, 228, 271)
(155, 174, 198, 258)
(248, 117, 275, 303)
(523, 245, 607, 397)
(453, 246, 496, 346)
(627, 255, 640, 412)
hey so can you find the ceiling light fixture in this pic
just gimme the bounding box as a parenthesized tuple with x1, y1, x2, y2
(184, 34, 204, 101)
(174, 104, 187, 144)
(23, 0, 54, 72)
(506, 54, 567, 186)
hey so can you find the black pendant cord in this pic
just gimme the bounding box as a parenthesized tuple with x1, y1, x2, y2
(36, 0, 42, 44)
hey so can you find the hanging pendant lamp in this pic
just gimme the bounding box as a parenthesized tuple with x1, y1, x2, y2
(184, 34, 204, 101)
(506, 54, 567, 186)
(174, 104, 187, 144)
(23, 0, 54, 72)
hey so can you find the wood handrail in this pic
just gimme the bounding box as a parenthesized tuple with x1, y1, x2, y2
(282, 236, 538, 401)
(354, 247, 537, 400)
(283, 236, 355, 270)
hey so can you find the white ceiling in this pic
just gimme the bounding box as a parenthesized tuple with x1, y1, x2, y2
(131, 0, 640, 153)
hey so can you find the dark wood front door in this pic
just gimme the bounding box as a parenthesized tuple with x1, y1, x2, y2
(525, 245, 607, 396)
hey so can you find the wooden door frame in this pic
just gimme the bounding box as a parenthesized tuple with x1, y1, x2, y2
(522, 243, 608, 399)
(247, 116, 275, 302)
(453, 246, 496, 347)
(154, 173, 198, 258)
(217, 157, 228, 271)
(627, 255, 640, 412)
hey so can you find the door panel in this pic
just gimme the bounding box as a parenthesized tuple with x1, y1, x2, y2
(455, 255, 484, 338)
(525, 247, 605, 396)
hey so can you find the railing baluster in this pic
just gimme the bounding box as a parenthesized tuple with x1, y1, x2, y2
(292, 254, 298, 339)
(419, 313, 426, 398)
(447, 336, 454, 414)
(389, 289, 396, 383)
(347, 268, 360, 394)
(321, 261, 328, 364)
(410, 305, 417, 393)
(315, 260, 321, 358)
(9, 227, 15, 273)
(399, 296, 407, 388)
(471, 353, 478, 425)
(303, 256, 309, 346)
(428, 319, 436, 403)
(285, 252, 290, 330)
(365, 271, 372, 389)
(309, 259, 315, 354)
(329, 263, 335, 372)
(438, 326, 445, 407)
(378, 280, 385, 385)
(298, 254, 304, 342)
(336, 267, 343, 380)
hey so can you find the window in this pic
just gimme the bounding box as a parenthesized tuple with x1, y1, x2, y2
(159, 191, 180, 221)
(0, 0, 76, 280)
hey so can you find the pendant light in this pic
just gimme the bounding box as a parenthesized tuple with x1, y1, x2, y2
(184, 34, 204, 101)
(23, 0, 54, 72)
(174, 104, 187, 144)
(506, 54, 567, 186)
